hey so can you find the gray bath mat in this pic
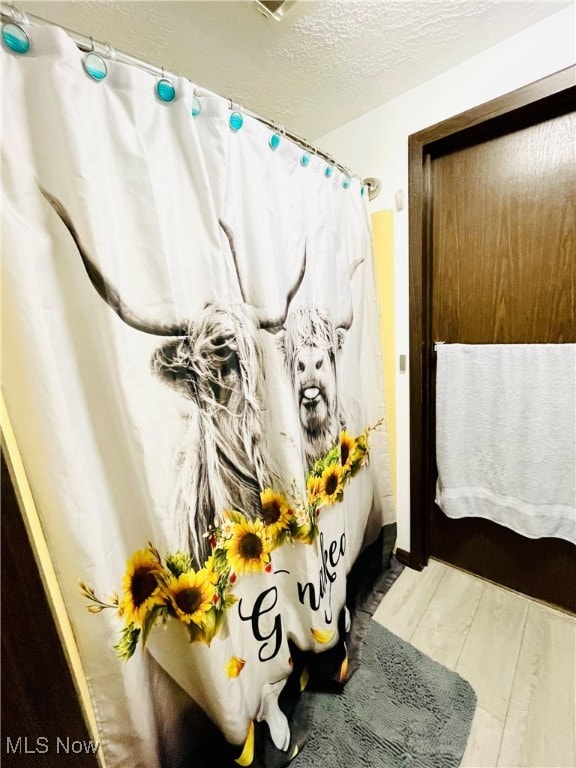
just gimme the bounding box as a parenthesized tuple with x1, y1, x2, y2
(291, 619, 477, 768)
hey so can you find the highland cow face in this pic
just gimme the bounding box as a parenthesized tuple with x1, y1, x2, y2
(151, 303, 261, 419)
(282, 307, 346, 465)
(294, 343, 337, 441)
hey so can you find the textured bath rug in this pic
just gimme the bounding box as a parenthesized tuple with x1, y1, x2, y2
(291, 619, 477, 768)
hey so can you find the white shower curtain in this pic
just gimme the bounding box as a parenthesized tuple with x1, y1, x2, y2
(2, 23, 395, 768)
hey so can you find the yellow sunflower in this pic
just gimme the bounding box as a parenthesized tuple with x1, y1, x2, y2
(203, 555, 220, 585)
(225, 519, 271, 575)
(339, 431, 357, 472)
(318, 463, 344, 506)
(307, 475, 323, 506)
(166, 568, 216, 627)
(119, 548, 166, 628)
(260, 488, 292, 537)
(348, 434, 369, 476)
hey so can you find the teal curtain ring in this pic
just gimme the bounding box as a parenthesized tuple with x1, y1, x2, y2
(83, 51, 108, 81)
(191, 95, 201, 117)
(343, 176, 352, 189)
(156, 76, 176, 103)
(229, 111, 244, 131)
(1, 22, 30, 54)
(324, 164, 334, 178)
(269, 132, 281, 151)
(300, 151, 311, 167)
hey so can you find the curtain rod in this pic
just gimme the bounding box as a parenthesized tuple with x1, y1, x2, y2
(1, 3, 381, 200)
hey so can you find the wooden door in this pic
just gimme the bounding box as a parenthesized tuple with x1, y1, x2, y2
(408, 67, 576, 613)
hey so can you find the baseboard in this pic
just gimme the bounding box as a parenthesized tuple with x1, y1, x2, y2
(395, 548, 425, 571)
(395, 548, 411, 567)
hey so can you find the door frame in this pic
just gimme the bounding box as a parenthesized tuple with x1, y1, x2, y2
(407, 66, 576, 570)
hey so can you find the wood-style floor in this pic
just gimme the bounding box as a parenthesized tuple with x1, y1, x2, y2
(372, 559, 576, 768)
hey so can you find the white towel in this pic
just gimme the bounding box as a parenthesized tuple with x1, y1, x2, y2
(435, 344, 576, 544)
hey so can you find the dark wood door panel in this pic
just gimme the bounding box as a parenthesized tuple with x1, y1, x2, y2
(432, 112, 576, 344)
(409, 68, 576, 611)
(429, 507, 576, 613)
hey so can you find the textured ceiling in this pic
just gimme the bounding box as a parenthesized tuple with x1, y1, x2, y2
(13, 0, 572, 139)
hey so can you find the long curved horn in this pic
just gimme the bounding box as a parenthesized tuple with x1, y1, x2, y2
(258, 244, 307, 332)
(336, 256, 365, 332)
(218, 218, 307, 333)
(218, 219, 248, 305)
(39, 187, 188, 337)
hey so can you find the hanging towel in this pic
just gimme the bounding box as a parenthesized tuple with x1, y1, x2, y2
(435, 344, 576, 544)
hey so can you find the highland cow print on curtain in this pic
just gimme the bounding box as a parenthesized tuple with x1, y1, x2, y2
(2, 23, 396, 768)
